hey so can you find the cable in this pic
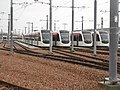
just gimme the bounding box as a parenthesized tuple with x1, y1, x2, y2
(52, 1, 71, 13)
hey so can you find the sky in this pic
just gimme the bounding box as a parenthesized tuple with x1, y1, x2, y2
(0, 0, 112, 34)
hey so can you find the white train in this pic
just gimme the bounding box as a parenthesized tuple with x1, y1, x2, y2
(72, 30, 93, 47)
(22, 29, 109, 48)
(52, 30, 71, 47)
(92, 30, 109, 47)
(23, 30, 50, 47)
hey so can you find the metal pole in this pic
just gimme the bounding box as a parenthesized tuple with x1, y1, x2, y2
(46, 15, 48, 30)
(49, 0, 52, 53)
(109, 0, 119, 84)
(71, 0, 74, 52)
(8, 14, 10, 43)
(10, 0, 13, 54)
(93, 0, 97, 55)
(31, 22, 33, 32)
(54, 23, 56, 31)
(24, 27, 27, 34)
(82, 16, 83, 31)
(101, 17, 103, 30)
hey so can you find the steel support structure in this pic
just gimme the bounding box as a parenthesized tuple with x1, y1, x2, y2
(10, 0, 13, 54)
(81, 16, 83, 31)
(109, 0, 119, 84)
(46, 15, 48, 30)
(71, 0, 74, 52)
(101, 17, 103, 30)
(8, 14, 10, 43)
(31, 22, 33, 32)
(93, 0, 97, 55)
(49, 0, 52, 53)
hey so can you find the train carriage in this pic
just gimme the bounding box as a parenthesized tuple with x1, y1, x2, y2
(92, 30, 109, 47)
(53, 30, 71, 47)
(23, 30, 50, 47)
(72, 30, 93, 47)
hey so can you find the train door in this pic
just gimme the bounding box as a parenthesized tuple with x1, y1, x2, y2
(53, 32, 57, 46)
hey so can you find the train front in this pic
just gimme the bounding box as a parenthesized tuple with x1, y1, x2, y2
(99, 31, 109, 47)
(59, 30, 71, 47)
(82, 31, 93, 47)
(41, 30, 50, 47)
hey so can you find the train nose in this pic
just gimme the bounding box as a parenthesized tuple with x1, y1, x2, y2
(62, 39, 69, 44)
(84, 40, 92, 44)
(43, 39, 50, 44)
(102, 40, 109, 44)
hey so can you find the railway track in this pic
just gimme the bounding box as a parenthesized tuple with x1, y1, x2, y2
(2, 41, 120, 74)
(0, 80, 29, 90)
(74, 47, 120, 56)
(13, 42, 120, 73)
(53, 48, 120, 68)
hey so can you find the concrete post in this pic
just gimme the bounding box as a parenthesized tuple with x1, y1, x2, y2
(49, 0, 52, 53)
(109, 0, 119, 84)
(93, 0, 97, 55)
(71, 0, 74, 52)
(10, 0, 13, 54)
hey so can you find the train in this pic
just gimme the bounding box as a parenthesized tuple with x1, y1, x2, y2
(21, 29, 109, 48)
(72, 30, 93, 47)
(22, 30, 71, 47)
(91, 30, 109, 47)
(52, 30, 71, 47)
(23, 30, 50, 47)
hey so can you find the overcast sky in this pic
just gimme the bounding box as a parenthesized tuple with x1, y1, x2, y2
(0, 0, 112, 34)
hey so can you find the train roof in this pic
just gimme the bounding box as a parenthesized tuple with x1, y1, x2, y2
(54, 30, 69, 32)
(24, 30, 50, 36)
(73, 30, 91, 33)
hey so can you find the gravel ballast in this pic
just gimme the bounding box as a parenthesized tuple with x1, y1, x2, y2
(0, 44, 112, 90)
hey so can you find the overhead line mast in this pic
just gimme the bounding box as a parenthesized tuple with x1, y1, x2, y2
(71, 0, 74, 52)
(93, 0, 97, 55)
(10, 0, 13, 54)
(109, 0, 119, 84)
(49, 0, 53, 53)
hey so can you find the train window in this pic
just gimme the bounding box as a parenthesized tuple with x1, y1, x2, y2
(42, 32, 50, 40)
(100, 32, 108, 41)
(60, 32, 69, 40)
(83, 32, 91, 41)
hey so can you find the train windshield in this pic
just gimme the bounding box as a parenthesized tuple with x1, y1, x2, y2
(60, 31, 69, 40)
(60, 31, 69, 43)
(41, 31, 50, 43)
(100, 32, 108, 41)
(99, 32, 109, 43)
(83, 32, 92, 42)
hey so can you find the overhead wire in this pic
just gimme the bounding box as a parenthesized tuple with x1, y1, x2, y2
(10, 0, 110, 30)
(52, 0, 71, 13)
